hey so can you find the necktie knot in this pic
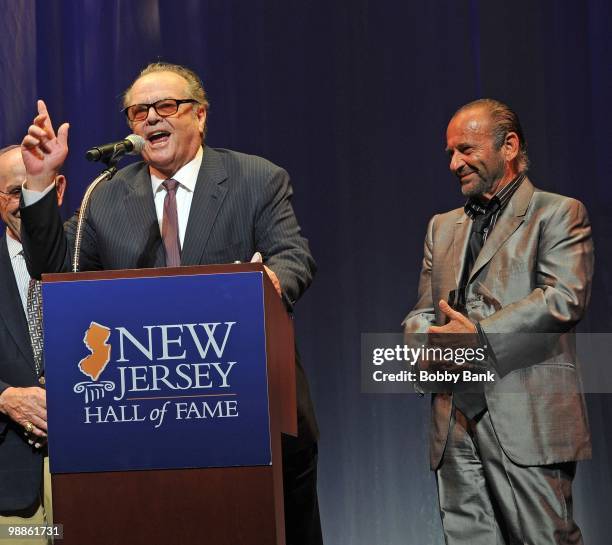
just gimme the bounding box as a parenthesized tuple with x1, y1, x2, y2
(162, 179, 179, 193)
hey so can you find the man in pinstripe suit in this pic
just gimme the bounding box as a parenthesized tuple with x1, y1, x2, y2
(19, 63, 322, 545)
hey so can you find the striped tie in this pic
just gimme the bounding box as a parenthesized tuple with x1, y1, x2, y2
(26, 279, 43, 375)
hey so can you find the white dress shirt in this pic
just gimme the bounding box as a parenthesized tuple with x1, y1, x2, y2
(6, 234, 30, 313)
(151, 146, 203, 247)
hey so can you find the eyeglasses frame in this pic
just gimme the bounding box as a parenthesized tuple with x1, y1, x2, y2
(122, 98, 200, 122)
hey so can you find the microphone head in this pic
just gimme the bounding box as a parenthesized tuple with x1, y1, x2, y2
(125, 134, 145, 155)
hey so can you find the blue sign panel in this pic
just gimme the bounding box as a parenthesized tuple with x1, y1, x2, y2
(42, 271, 271, 473)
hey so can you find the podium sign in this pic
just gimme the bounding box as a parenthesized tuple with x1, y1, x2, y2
(43, 271, 271, 473)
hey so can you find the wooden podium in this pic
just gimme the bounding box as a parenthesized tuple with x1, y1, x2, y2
(41, 264, 296, 545)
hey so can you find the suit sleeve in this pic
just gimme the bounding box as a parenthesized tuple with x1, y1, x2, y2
(20, 189, 71, 278)
(480, 198, 594, 377)
(0, 381, 9, 434)
(254, 167, 316, 307)
(20, 189, 103, 278)
(402, 215, 437, 334)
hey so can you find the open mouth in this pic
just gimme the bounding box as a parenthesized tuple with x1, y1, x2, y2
(147, 131, 171, 146)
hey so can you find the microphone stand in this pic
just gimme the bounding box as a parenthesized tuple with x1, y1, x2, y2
(71, 151, 122, 273)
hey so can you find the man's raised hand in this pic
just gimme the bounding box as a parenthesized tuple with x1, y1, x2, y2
(21, 99, 69, 190)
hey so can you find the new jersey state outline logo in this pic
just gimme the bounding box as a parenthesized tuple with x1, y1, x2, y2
(73, 321, 115, 403)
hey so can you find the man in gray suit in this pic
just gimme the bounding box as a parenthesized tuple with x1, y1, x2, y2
(403, 99, 593, 544)
(19, 63, 322, 545)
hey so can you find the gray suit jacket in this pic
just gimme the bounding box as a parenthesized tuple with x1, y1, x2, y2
(21, 146, 318, 445)
(403, 178, 593, 469)
(0, 235, 44, 512)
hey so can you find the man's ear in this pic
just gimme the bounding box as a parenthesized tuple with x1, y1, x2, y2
(54, 175, 67, 206)
(503, 131, 520, 163)
(197, 105, 207, 137)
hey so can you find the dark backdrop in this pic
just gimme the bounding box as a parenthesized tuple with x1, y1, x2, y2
(1, 1, 611, 543)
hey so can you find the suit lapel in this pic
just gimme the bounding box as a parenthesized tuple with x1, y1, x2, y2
(452, 213, 471, 286)
(181, 147, 229, 265)
(0, 236, 36, 368)
(122, 164, 165, 268)
(468, 177, 534, 283)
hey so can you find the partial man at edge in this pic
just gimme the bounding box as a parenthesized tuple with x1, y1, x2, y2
(0, 145, 65, 544)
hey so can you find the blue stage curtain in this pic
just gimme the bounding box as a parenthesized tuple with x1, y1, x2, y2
(1, 1, 611, 543)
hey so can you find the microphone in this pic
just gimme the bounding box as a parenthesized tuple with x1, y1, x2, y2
(85, 134, 145, 162)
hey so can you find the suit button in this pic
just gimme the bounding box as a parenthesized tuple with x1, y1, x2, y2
(39, 376, 46, 385)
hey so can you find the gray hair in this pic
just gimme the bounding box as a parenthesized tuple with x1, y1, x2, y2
(123, 62, 209, 111)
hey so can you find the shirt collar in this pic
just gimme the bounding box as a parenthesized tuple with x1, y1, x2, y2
(464, 173, 525, 219)
(495, 172, 525, 210)
(6, 233, 23, 259)
(151, 146, 203, 194)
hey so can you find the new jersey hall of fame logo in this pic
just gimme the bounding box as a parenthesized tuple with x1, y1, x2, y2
(72, 320, 240, 429)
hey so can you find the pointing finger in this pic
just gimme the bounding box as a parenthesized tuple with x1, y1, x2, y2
(37, 99, 56, 139)
(37, 99, 49, 121)
(33, 113, 47, 128)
